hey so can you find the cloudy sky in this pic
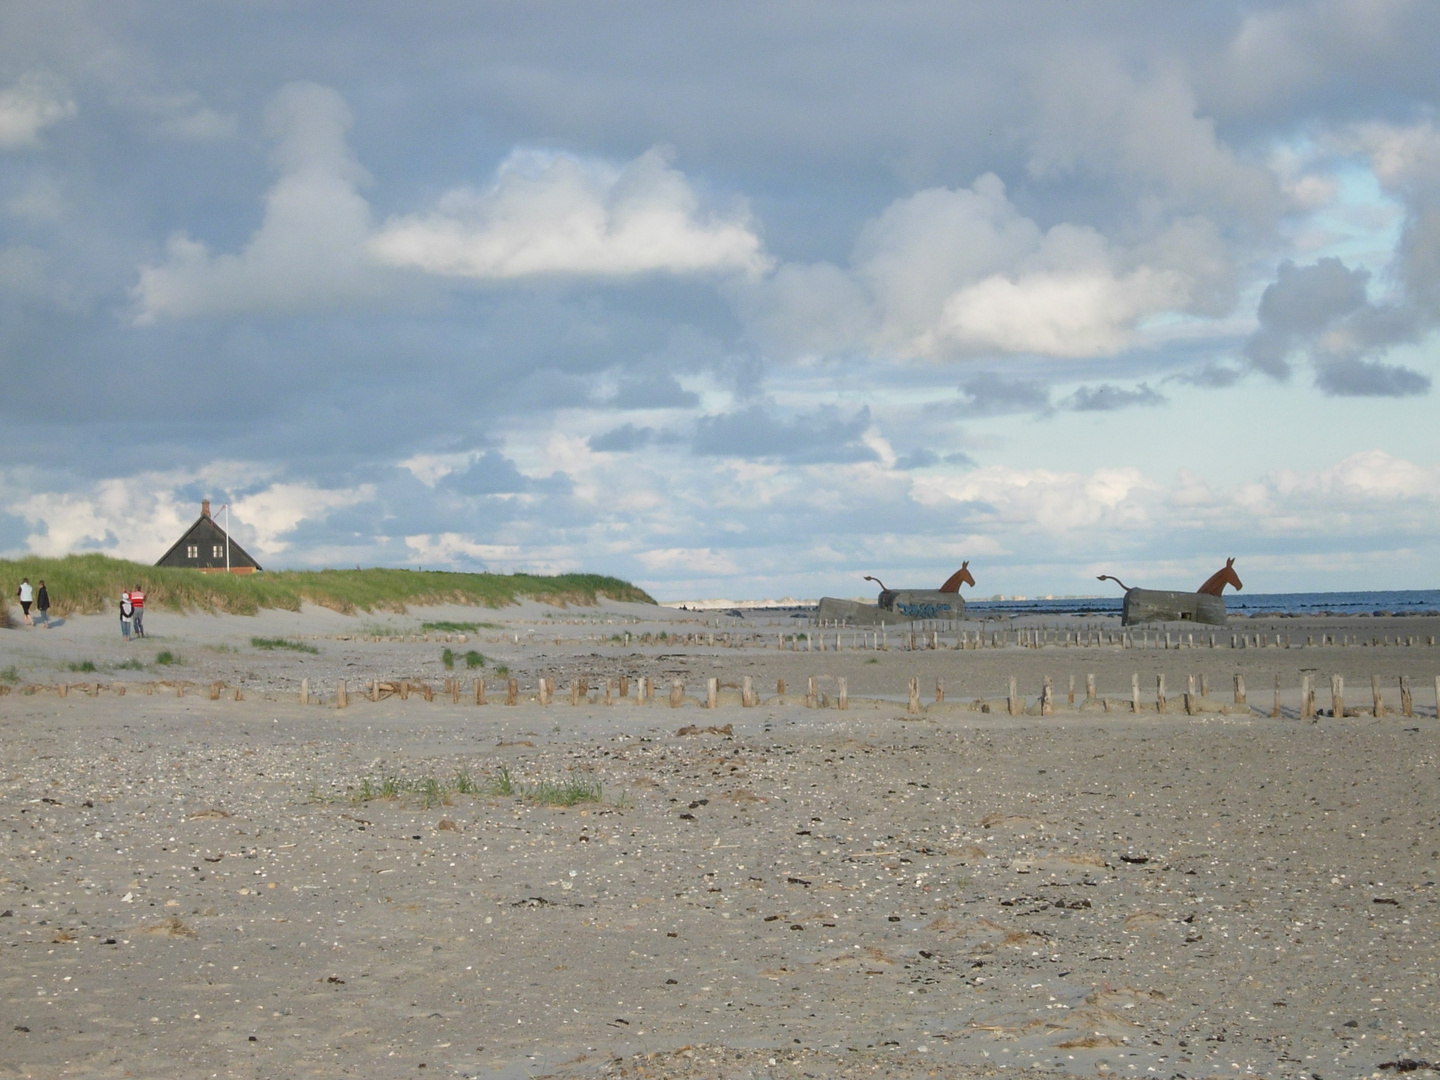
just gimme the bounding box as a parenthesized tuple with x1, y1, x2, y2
(2, 1, 1439, 599)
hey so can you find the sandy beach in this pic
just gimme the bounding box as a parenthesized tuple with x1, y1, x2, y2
(2, 600, 1438, 1079)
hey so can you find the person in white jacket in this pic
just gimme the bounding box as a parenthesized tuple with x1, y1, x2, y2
(16, 578, 33, 626)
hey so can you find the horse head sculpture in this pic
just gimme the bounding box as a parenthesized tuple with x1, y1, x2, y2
(1196, 557, 1242, 596)
(938, 561, 975, 593)
(1097, 557, 1242, 596)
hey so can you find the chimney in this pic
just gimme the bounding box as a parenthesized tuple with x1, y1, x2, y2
(202, 499, 211, 519)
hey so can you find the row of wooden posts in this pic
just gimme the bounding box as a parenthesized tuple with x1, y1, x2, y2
(12, 671, 1432, 718)
(281, 670, 1439, 718)
(778, 628, 1438, 651)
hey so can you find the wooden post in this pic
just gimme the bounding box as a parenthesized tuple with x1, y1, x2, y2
(777, 678, 785, 698)
(1400, 675, 1413, 717)
(1041, 677, 1053, 716)
(301, 678, 310, 706)
(707, 677, 718, 709)
(935, 677, 945, 704)
(1331, 673, 1344, 718)
(337, 680, 348, 709)
(1371, 674, 1384, 717)
(1234, 674, 1246, 705)
(806, 676, 817, 708)
(1185, 674, 1196, 715)
(1155, 674, 1166, 714)
(450, 678, 460, 704)
(115, 683, 126, 697)
(1008, 675, 1019, 717)
(1067, 674, 1075, 706)
(176, 683, 183, 698)
(571, 678, 581, 706)
(670, 678, 684, 707)
(538, 677, 550, 706)
(234, 687, 243, 701)
(908, 677, 920, 715)
(604, 679, 613, 706)
(502, 678, 514, 706)
(1200, 673, 1209, 699)
(1300, 674, 1312, 719)
(1272, 674, 1281, 718)
(475, 678, 486, 705)
(742, 675, 755, 707)
(619, 676, 629, 699)
(399, 680, 410, 701)
(422, 682, 434, 702)
(370, 678, 379, 702)
(1085, 673, 1096, 703)
(837, 677, 847, 711)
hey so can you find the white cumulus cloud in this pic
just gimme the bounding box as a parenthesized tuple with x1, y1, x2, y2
(370, 147, 770, 279)
(0, 80, 75, 149)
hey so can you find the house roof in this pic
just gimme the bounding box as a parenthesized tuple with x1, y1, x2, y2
(155, 509, 262, 570)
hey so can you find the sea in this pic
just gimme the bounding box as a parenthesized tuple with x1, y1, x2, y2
(964, 590, 1440, 618)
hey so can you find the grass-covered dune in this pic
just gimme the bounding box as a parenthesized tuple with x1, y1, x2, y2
(0, 553, 654, 618)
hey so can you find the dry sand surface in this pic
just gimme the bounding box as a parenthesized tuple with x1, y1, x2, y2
(3, 600, 1440, 1079)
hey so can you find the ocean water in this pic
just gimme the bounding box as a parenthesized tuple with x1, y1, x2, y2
(965, 589, 1440, 618)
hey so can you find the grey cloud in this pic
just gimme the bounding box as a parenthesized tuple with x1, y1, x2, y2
(1314, 357, 1430, 398)
(893, 448, 975, 470)
(605, 373, 698, 409)
(588, 423, 682, 452)
(1179, 363, 1245, 388)
(692, 403, 876, 464)
(1064, 382, 1165, 412)
(1243, 257, 1423, 395)
(1244, 257, 1367, 377)
(959, 372, 1050, 416)
(445, 451, 572, 495)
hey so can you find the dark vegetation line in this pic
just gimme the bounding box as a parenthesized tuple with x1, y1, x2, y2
(0, 553, 654, 617)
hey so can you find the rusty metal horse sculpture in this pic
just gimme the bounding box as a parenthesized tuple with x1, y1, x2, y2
(1098, 557, 1242, 626)
(817, 562, 975, 625)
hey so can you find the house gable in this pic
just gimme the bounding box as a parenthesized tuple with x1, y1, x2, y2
(155, 507, 262, 571)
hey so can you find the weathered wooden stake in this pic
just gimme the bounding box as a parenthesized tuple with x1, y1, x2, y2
(1185, 674, 1196, 715)
(837, 677, 847, 711)
(1041, 677, 1053, 716)
(571, 678, 581, 706)
(1234, 673, 1246, 705)
(670, 678, 684, 707)
(1300, 673, 1312, 719)
(1371, 674, 1385, 717)
(777, 678, 785, 698)
(1272, 674, 1281, 718)
(1131, 673, 1140, 713)
(399, 680, 410, 701)
(1400, 675, 1412, 717)
(422, 682, 434, 703)
(604, 679, 613, 706)
(475, 678, 487, 705)
(449, 678, 459, 705)
(234, 687, 243, 701)
(338, 680, 348, 709)
(301, 678, 310, 706)
(1331, 673, 1344, 718)
(806, 675, 818, 708)
(1008, 675, 1019, 717)
(908, 677, 921, 715)
(1085, 673, 1096, 702)
(742, 676, 755, 707)
(619, 676, 629, 699)
(1155, 674, 1166, 714)
(935, 677, 945, 704)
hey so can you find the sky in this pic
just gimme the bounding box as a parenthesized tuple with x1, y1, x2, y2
(2, 1, 1439, 601)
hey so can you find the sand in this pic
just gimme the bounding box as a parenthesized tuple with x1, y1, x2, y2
(2, 601, 1438, 1079)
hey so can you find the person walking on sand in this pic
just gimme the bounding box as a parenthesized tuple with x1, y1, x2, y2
(130, 583, 146, 638)
(119, 591, 134, 642)
(34, 580, 49, 629)
(16, 578, 33, 626)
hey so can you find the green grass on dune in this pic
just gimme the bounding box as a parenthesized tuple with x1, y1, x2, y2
(0, 553, 654, 617)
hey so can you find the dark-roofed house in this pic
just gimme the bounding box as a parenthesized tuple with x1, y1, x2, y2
(155, 500, 262, 574)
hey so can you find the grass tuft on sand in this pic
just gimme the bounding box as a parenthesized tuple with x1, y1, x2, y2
(250, 636, 319, 654)
(338, 766, 602, 809)
(0, 553, 654, 617)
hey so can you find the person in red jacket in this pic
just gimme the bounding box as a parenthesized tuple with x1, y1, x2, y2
(130, 584, 146, 638)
